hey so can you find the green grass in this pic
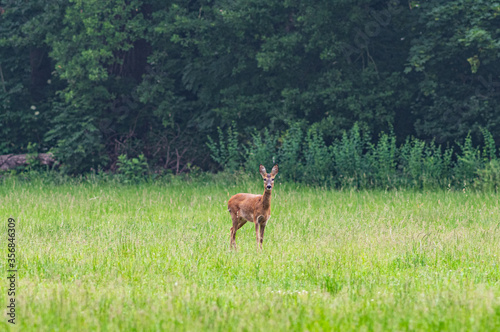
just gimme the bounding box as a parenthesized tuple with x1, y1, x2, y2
(1, 178, 499, 331)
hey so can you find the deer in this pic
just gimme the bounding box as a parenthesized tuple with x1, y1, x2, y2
(228, 164, 279, 249)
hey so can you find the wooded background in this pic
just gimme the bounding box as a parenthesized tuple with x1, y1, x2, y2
(1, 0, 499, 175)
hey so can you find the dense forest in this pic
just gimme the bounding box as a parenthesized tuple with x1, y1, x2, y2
(1, 1, 500, 184)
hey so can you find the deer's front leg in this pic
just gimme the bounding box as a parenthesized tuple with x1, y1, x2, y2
(259, 222, 266, 248)
(254, 219, 261, 247)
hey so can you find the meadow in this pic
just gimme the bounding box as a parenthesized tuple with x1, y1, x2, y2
(0, 176, 499, 331)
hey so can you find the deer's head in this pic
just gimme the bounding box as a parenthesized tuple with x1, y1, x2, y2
(259, 164, 279, 191)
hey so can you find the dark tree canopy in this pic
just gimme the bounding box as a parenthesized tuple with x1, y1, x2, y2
(1, 0, 499, 174)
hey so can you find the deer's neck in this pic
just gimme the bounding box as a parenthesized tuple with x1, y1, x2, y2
(261, 190, 272, 210)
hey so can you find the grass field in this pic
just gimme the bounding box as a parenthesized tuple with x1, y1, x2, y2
(1, 177, 500, 331)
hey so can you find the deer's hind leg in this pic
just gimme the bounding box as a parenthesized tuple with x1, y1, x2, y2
(230, 210, 246, 249)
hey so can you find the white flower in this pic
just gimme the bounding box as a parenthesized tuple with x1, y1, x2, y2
(31, 105, 36, 110)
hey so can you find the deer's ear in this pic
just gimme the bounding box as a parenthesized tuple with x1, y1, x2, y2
(259, 164, 267, 177)
(271, 164, 279, 175)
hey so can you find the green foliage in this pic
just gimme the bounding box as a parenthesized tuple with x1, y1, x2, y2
(454, 134, 482, 187)
(303, 127, 333, 184)
(244, 129, 278, 173)
(398, 138, 453, 189)
(368, 132, 397, 187)
(406, 0, 500, 142)
(43, 1, 148, 174)
(0, 1, 65, 154)
(1, 0, 500, 180)
(476, 159, 500, 191)
(399, 138, 426, 188)
(481, 127, 497, 162)
(277, 123, 303, 181)
(205, 123, 500, 190)
(206, 122, 242, 172)
(117, 154, 149, 183)
(422, 142, 454, 188)
(331, 124, 370, 188)
(25, 142, 41, 168)
(46, 98, 109, 174)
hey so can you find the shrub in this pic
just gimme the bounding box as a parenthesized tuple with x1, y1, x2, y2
(206, 122, 242, 172)
(303, 127, 333, 185)
(244, 128, 278, 173)
(368, 132, 397, 188)
(117, 154, 149, 183)
(331, 124, 370, 188)
(399, 137, 426, 188)
(454, 134, 482, 188)
(277, 123, 304, 181)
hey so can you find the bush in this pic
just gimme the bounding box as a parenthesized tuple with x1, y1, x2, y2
(206, 123, 500, 191)
(454, 134, 482, 188)
(476, 159, 500, 191)
(277, 123, 304, 181)
(117, 154, 149, 183)
(331, 124, 370, 188)
(244, 129, 278, 173)
(421, 142, 453, 188)
(303, 127, 333, 185)
(207, 122, 242, 172)
(368, 132, 397, 188)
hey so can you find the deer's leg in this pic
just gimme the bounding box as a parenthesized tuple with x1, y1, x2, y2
(254, 220, 261, 247)
(259, 223, 266, 248)
(237, 219, 247, 230)
(230, 212, 240, 249)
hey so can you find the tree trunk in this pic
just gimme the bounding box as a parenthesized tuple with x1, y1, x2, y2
(0, 153, 55, 171)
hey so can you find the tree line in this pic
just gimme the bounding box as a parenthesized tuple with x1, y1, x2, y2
(1, 0, 499, 177)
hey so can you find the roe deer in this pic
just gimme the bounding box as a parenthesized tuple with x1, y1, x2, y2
(228, 164, 278, 249)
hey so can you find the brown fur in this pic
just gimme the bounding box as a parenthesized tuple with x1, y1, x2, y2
(228, 164, 278, 249)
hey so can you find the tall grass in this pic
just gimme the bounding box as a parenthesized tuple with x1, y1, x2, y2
(1, 179, 499, 331)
